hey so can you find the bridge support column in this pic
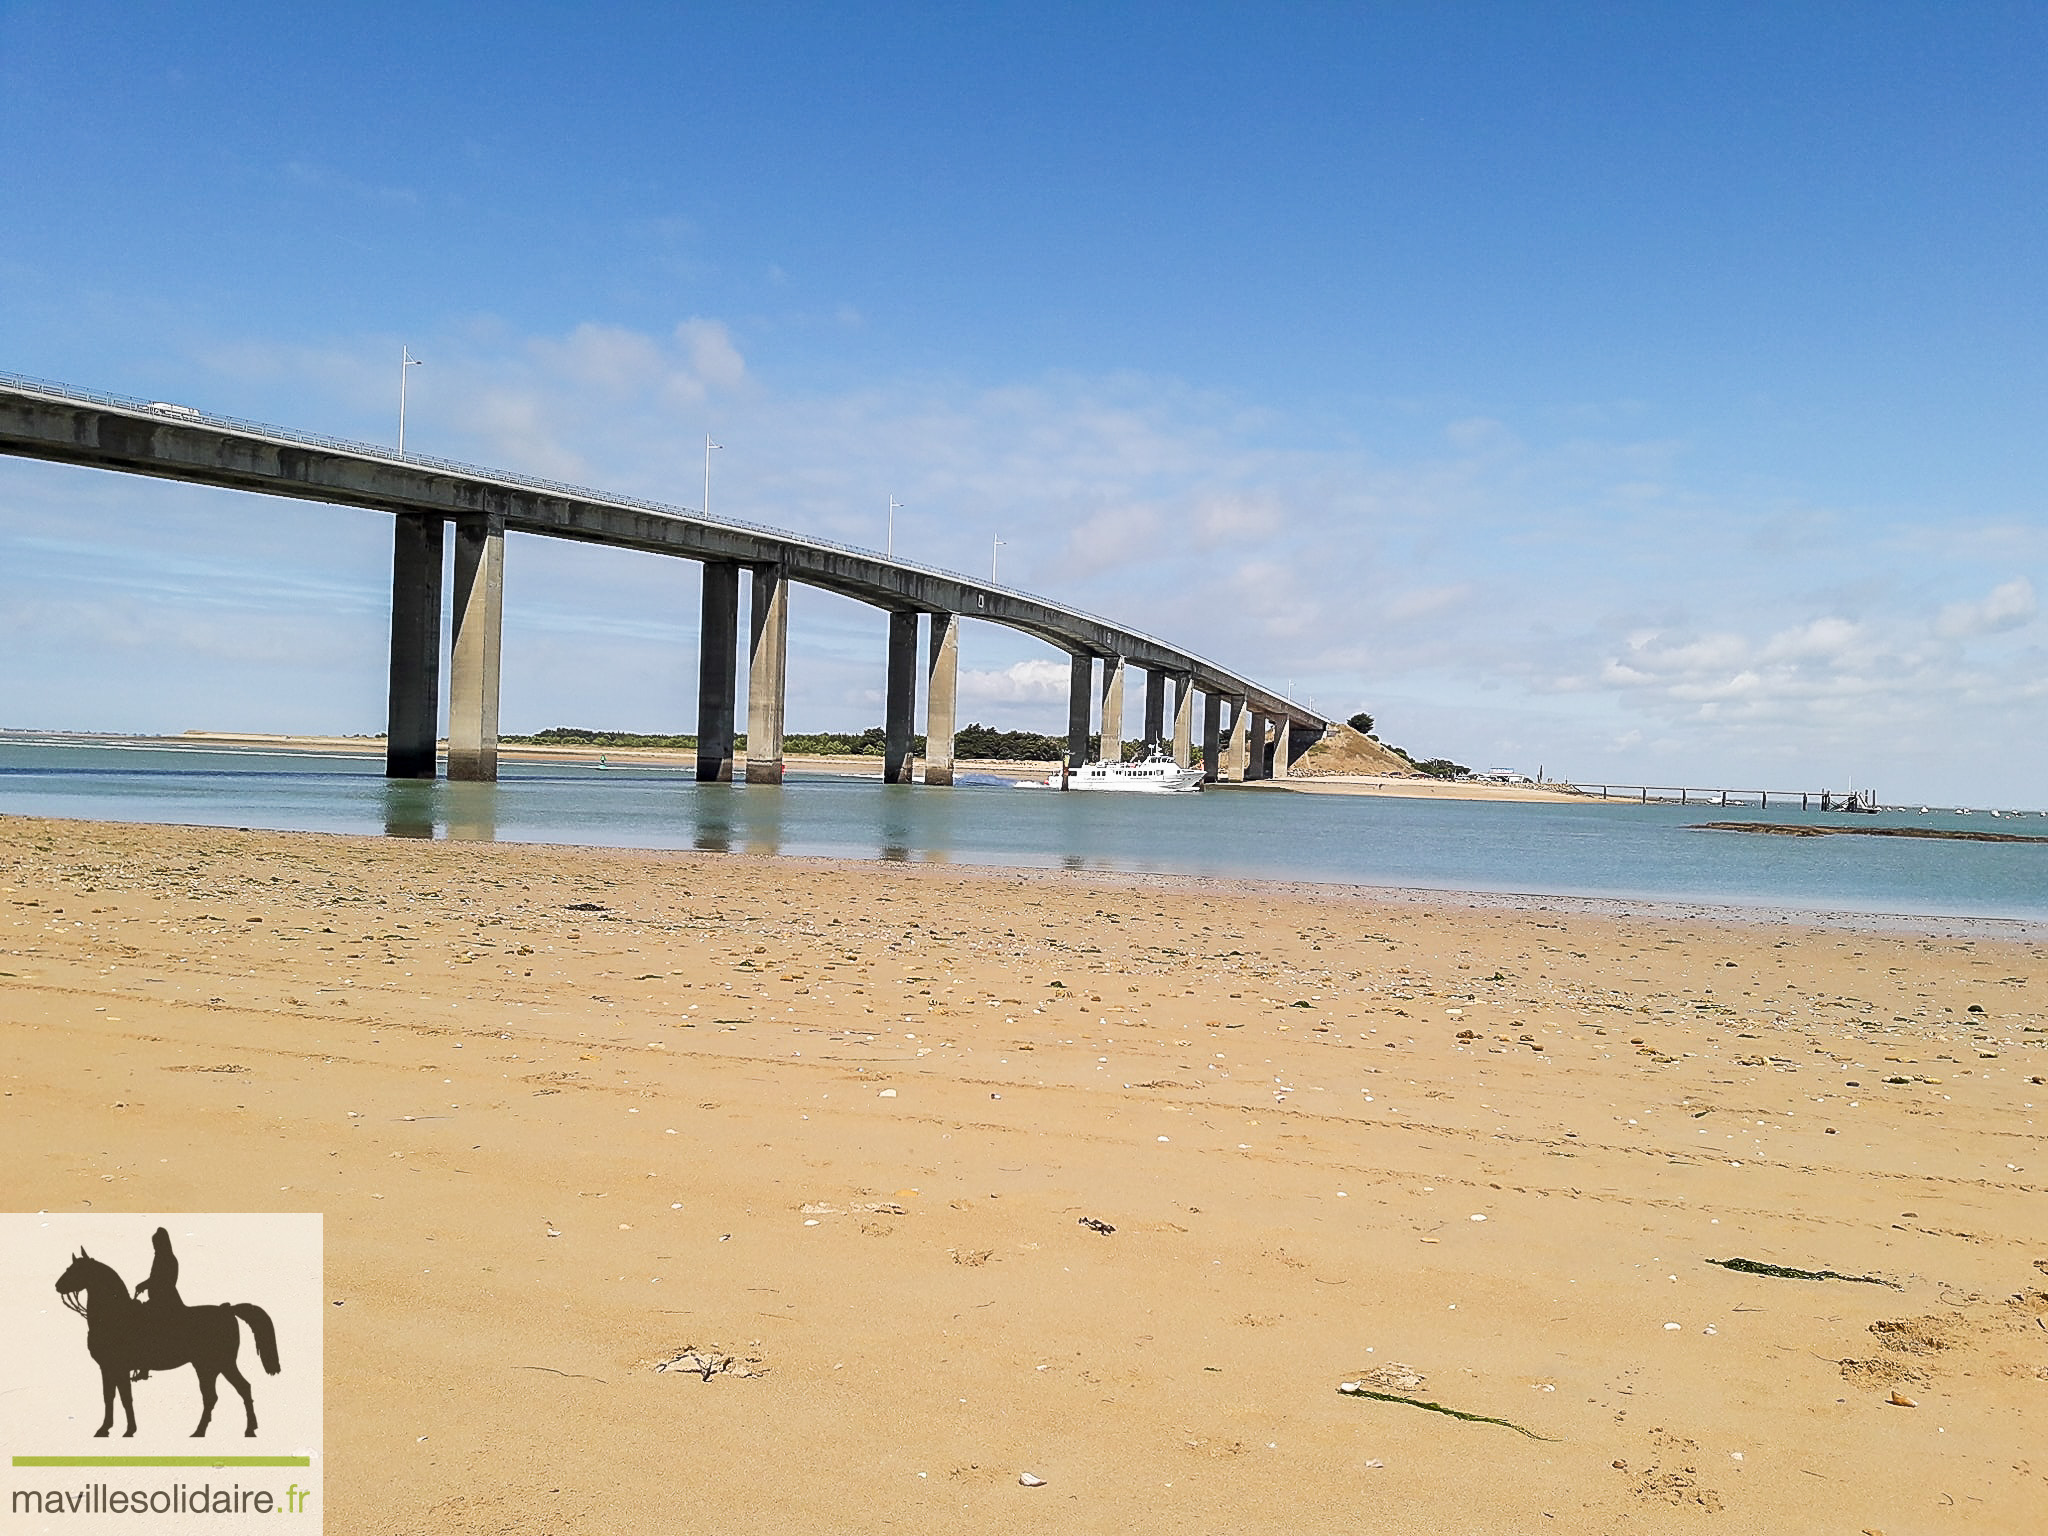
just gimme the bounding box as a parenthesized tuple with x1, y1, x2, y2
(1068, 654, 1094, 768)
(447, 513, 503, 783)
(1272, 718, 1293, 780)
(1286, 721, 1317, 772)
(385, 512, 443, 780)
(696, 561, 740, 781)
(1222, 697, 1248, 782)
(1202, 693, 1222, 782)
(1171, 674, 1195, 767)
(1246, 712, 1268, 780)
(1100, 656, 1126, 764)
(884, 610, 919, 784)
(1143, 671, 1166, 752)
(924, 612, 958, 785)
(745, 564, 789, 784)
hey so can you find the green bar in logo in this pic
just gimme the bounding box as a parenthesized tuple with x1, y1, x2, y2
(12, 1455, 312, 1467)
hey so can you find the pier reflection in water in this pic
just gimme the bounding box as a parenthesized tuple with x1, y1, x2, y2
(380, 780, 498, 842)
(687, 784, 789, 857)
(445, 782, 499, 843)
(386, 770, 820, 853)
(380, 780, 436, 840)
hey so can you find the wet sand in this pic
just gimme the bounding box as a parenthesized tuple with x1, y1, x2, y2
(3, 815, 2043, 1532)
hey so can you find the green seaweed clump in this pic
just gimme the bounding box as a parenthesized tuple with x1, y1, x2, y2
(1336, 1384, 1554, 1440)
(1708, 1256, 1898, 1287)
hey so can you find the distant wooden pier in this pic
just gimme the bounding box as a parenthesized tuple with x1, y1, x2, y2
(1580, 784, 1876, 811)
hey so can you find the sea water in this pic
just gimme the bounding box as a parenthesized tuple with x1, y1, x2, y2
(1, 736, 2043, 924)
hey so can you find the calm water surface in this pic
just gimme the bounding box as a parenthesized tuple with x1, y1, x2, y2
(2, 737, 2044, 923)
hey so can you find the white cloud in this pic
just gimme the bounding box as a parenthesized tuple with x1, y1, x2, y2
(1193, 491, 1283, 546)
(1443, 416, 1517, 454)
(1225, 560, 1320, 640)
(1383, 583, 1473, 624)
(1064, 502, 1165, 573)
(1937, 577, 2036, 638)
(677, 318, 748, 392)
(957, 659, 1072, 705)
(1574, 595, 2033, 754)
(1758, 616, 1866, 662)
(543, 324, 670, 397)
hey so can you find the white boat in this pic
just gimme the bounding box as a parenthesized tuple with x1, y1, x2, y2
(1016, 747, 1205, 794)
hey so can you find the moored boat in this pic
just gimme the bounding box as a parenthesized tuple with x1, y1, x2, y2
(1015, 747, 1205, 793)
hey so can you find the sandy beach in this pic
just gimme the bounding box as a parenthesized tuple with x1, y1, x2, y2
(3, 815, 2043, 1532)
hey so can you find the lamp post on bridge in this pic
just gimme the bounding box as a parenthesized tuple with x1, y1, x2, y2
(703, 434, 722, 517)
(888, 495, 903, 558)
(397, 346, 422, 456)
(991, 535, 1005, 584)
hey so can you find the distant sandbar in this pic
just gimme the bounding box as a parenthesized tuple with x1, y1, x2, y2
(1697, 820, 2048, 845)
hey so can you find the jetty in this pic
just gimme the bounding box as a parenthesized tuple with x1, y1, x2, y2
(1581, 784, 1877, 811)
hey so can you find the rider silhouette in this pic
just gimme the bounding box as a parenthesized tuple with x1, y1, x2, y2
(129, 1227, 183, 1380)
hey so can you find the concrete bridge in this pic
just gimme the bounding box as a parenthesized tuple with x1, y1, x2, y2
(0, 374, 1329, 786)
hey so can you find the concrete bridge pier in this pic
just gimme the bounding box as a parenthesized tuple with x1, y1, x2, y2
(883, 610, 920, 784)
(1202, 693, 1222, 782)
(696, 561, 740, 782)
(1100, 656, 1126, 764)
(745, 565, 790, 784)
(447, 512, 504, 783)
(1245, 712, 1269, 780)
(1223, 696, 1249, 782)
(1143, 671, 1166, 752)
(1171, 673, 1195, 767)
(1271, 718, 1293, 780)
(1068, 654, 1094, 768)
(924, 612, 958, 785)
(385, 511, 443, 780)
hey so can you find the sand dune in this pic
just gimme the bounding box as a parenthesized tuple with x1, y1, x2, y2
(3, 816, 2043, 1532)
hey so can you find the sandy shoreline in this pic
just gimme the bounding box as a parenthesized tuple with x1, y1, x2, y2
(4, 815, 2044, 1531)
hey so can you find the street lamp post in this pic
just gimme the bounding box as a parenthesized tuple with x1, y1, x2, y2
(398, 346, 422, 455)
(991, 535, 1006, 583)
(703, 434, 722, 517)
(888, 496, 903, 558)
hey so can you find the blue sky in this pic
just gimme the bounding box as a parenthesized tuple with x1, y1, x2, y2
(2, 2, 2043, 804)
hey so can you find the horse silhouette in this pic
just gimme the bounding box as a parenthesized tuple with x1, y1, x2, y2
(55, 1233, 281, 1438)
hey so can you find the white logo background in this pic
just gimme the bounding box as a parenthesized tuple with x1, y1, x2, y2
(1, 1213, 322, 1532)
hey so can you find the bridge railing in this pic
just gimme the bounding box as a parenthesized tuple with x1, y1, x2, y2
(0, 370, 1313, 715)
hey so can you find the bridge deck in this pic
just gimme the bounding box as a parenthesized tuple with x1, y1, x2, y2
(0, 376, 1322, 729)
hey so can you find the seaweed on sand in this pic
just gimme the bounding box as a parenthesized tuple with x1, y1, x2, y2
(1336, 1384, 1554, 1440)
(1707, 1256, 1899, 1287)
